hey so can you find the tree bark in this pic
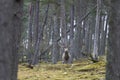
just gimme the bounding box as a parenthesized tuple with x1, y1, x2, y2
(60, 0, 67, 44)
(106, 0, 120, 80)
(52, 3, 60, 64)
(52, 14, 60, 64)
(27, 2, 34, 65)
(99, 15, 108, 55)
(73, 0, 85, 59)
(69, 0, 75, 63)
(92, 0, 101, 62)
(0, 0, 23, 80)
(31, 0, 40, 66)
(34, 0, 39, 47)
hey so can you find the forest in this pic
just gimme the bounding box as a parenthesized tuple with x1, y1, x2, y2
(0, 0, 120, 80)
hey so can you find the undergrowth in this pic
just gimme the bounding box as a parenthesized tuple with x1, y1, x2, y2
(18, 56, 106, 80)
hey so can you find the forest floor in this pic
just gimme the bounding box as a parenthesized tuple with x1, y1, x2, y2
(18, 56, 106, 80)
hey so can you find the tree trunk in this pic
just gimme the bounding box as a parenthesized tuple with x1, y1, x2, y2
(69, 0, 75, 63)
(101, 15, 108, 55)
(87, 0, 96, 57)
(27, 2, 34, 65)
(73, 0, 85, 59)
(92, 0, 101, 62)
(31, 0, 49, 66)
(34, 0, 39, 47)
(52, 14, 60, 64)
(106, 0, 120, 80)
(31, 0, 41, 66)
(39, 4, 50, 61)
(99, 15, 108, 55)
(52, 4, 60, 64)
(60, 0, 67, 44)
(0, 0, 23, 80)
(84, 18, 90, 54)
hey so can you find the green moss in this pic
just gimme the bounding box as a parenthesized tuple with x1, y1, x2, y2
(18, 56, 106, 80)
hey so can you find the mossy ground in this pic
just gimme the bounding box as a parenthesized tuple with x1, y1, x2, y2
(18, 56, 106, 80)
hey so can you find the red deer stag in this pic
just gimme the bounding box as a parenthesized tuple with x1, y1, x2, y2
(59, 39, 71, 64)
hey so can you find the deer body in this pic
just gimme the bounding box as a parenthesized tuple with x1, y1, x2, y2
(64, 51, 69, 61)
(62, 48, 71, 64)
(59, 38, 72, 64)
